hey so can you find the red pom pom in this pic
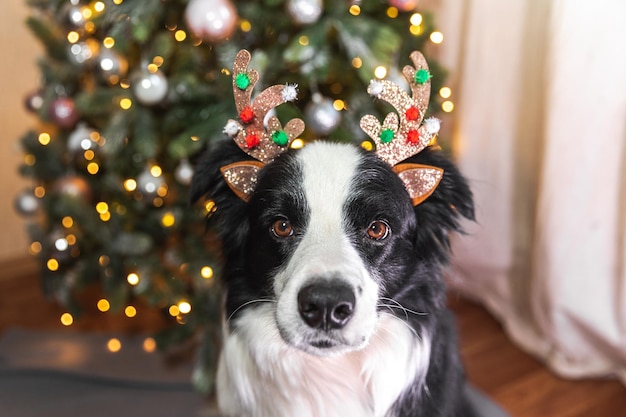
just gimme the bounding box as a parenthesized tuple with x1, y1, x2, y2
(240, 107, 255, 124)
(245, 133, 260, 148)
(405, 106, 420, 121)
(406, 129, 420, 144)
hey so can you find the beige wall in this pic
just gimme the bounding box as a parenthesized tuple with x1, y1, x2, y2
(0, 3, 41, 263)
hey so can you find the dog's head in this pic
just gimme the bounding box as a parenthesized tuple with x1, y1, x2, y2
(191, 50, 474, 357)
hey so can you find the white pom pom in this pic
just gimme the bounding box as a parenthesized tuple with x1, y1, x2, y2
(282, 84, 298, 102)
(423, 117, 441, 135)
(223, 120, 241, 137)
(368, 80, 384, 98)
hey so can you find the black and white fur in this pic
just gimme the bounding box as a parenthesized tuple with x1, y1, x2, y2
(191, 139, 475, 417)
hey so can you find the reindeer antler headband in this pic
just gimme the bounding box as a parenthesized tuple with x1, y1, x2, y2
(220, 49, 443, 206)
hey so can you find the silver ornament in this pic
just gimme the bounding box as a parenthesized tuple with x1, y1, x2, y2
(14, 189, 40, 216)
(287, 0, 323, 25)
(175, 159, 194, 185)
(67, 123, 97, 153)
(67, 39, 99, 66)
(96, 49, 128, 83)
(305, 94, 341, 135)
(137, 168, 165, 196)
(132, 69, 169, 105)
(185, 0, 239, 42)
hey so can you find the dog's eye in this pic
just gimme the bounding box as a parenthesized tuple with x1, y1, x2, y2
(271, 218, 294, 238)
(367, 220, 390, 241)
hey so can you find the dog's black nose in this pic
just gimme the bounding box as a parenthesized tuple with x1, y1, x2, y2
(297, 282, 356, 330)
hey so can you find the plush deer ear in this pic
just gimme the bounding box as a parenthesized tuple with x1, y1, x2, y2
(392, 163, 443, 206)
(219, 49, 304, 202)
(360, 51, 443, 207)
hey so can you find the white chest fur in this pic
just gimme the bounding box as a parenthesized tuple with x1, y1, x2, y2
(217, 305, 430, 417)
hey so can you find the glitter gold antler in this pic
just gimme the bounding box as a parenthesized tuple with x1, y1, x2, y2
(360, 51, 444, 206)
(220, 49, 305, 201)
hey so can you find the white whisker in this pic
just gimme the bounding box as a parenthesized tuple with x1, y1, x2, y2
(226, 298, 277, 324)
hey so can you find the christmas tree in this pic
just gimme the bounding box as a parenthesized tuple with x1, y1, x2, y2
(16, 0, 450, 391)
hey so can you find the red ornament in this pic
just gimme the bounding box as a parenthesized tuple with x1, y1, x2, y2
(50, 97, 80, 128)
(245, 133, 260, 148)
(405, 106, 420, 121)
(406, 129, 420, 144)
(239, 106, 255, 124)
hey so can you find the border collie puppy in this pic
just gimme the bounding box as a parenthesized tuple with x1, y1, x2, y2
(191, 50, 476, 417)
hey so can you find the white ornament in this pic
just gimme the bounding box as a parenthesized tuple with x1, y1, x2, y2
(133, 69, 169, 105)
(185, 0, 238, 42)
(423, 117, 441, 135)
(175, 159, 194, 185)
(287, 0, 323, 25)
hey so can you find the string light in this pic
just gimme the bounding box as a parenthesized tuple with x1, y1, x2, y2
(430, 31, 444, 44)
(67, 31, 80, 44)
(150, 165, 162, 177)
(119, 98, 132, 110)
(62, 216, 74, 228)
(290, 138, 305, 149)
(24, 154, 36, 166)
(201, 266, 214, 279)
(123, 178, 137, 191)
(174, 30, 187, 42)
(47, 258, 59, 271)
(152, 56, 164, 66)
(442, 100, 455, 112)
(84, 150, 95, 160)
(168, 305, 180, 316)
(55, 237, 69, 251)
(66, 234, 77, 245)
(439, 87, 452, 98)
(103, 37, 115, 48)
(409, 25, 423, 36)
(298, 36, 309, 46)
(178, 301, 192, 314)
(361, 141, 373, 151)
(240, 20, 252, 32)
(107, 338, 122, 352)
(98, 255, 110, 266)
(351, 57, 362, 69)
(38, 133, 51, 146)
(374, 66, 388, 79)
(161, 212, 176, 227)
(386, 7, 399, 18)
(29, 241, 42, 255)
(124, 306, 137, 317)
(93, 1, 106, 13)
(97, 298, 110, 312)
(333, 99, 346, 111)
(143, 338, 157, 353)
(349, 5, 361, 15)
(96, 202, 109, 214)
(60, 313, 74, 326)
(34, 186, 45, 198)
(127, 272, 140, 286)
(410, 13, 423, 25)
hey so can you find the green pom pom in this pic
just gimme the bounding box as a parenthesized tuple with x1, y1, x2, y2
(235, 73, 251, 90)
(379, 129, 395, 144)
(272, 130, 289, 146)
(414, 68, 432, 85)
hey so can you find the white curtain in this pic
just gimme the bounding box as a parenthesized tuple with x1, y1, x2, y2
(435, 0, 626, 385)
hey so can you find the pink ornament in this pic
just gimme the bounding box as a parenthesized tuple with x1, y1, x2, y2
(185, 0, 238, 43)
(389, 0, 419, 11)
(50, 97, 80, 128)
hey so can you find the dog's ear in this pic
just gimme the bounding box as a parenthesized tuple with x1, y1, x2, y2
(190, 139, 254, 250)
(407, 146, 475, 264)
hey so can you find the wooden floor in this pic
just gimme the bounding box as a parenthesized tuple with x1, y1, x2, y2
(1, 265, 625, 416)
